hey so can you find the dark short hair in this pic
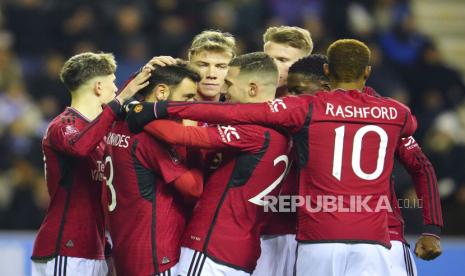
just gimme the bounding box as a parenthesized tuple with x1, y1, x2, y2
(327, 39, 371, 82)
(229, 52, 278, 82)
(138, 62, 201, 99)
(289, 54, 329, 81)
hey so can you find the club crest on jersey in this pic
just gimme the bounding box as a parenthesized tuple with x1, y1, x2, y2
(267, 99, 287, 112)
(134, 104, 143, 113)
(64, 125, 78, 136)
(218, 125, 240, 142)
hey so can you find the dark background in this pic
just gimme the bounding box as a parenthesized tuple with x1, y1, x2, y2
(0, 0, 464, 236)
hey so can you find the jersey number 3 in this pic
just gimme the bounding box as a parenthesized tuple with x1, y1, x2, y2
(104, 156, 117, 212)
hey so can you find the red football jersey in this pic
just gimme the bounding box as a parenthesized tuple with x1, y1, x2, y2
(261, 158, 298, 236)
(32, 102, 121, 260)
(155, 88, 417, 248)
(363, 86, 443, 241)
(104, 119, 189, 275)
(178, 124, 291, 273)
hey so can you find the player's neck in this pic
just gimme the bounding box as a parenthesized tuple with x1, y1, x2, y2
(70, 91, 103, 121)
(330, 80, 365, 92)
(275, 86, 289, 98)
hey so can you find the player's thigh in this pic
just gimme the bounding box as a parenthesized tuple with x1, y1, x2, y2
(345, 244, 392, 276)
(253, 235, 280, 276)
(389, 241, 417, 276)
(253, 234, 297, 276)
(31, 259, 49, 276)
(61, 256, 107, 276)
(283, 234, 297, 276)
(177, 247, 249, 276)
(156, 265, 177, 276)
(32, 256, 107, 276)
(295, 243, 347, 276)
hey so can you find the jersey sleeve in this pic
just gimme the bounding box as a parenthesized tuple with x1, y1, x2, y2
(154, 96, 310, 133)
(144, 120, 212, 148)
(205, 124, 271, 153)
(396, 102, 417, 137)
(137, 136, 189, 184)
(396, 136, 443, 236)
(48, 100, 121, 157)
(144, 120, 272, 153)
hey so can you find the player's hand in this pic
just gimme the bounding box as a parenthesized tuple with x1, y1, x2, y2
(143, 55, 178, 70)
(125, 101, 157, 133)
(116, 69, 151, 103)
(414, 234, 442, 260)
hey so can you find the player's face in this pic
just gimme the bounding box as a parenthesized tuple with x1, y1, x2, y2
(189, 50, 232, 101)
(99, 74, 118, 104)
(287, 73, 330, 95)
(264, 41, 308, 88)
(168, 78, 198, 102)
(223, 67, 247, 103)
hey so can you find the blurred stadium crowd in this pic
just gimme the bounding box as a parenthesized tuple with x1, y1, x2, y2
(0, 0, 464, 235)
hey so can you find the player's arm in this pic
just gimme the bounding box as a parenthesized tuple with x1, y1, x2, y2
(49, 71, 150, 157)
(172, 168, 203, 199)
(396, 136, 443, 260)
(126, 96, 309, 134)
(144, 120, 212, 148)
(48, 102, 121, 157)
(139, 138, 204, 199)
(144, 120, 269, 152)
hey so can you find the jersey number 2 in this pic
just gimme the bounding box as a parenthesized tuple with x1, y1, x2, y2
(249, 155, 289, 206)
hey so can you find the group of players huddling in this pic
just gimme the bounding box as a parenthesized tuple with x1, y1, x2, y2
(31, 26, 443, 276)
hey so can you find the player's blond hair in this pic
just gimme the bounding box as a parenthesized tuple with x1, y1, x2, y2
(263, 26, 313, 55)
(188, 30, 236, 60)
(327, 39, 371, 82)
(60, 52, 117, 92)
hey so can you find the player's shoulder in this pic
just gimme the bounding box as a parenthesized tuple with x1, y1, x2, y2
(233, 124, 287, 137)
(51, 108, 90, 128)
(272, 94, 313, 107)
(45, 108, 86, 138)
(241, 124, 290, 147)
(134, 129, 166, 151)
(134, 131, 183, 166)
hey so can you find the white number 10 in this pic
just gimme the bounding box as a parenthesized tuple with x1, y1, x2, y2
(332, 125, 388, 181)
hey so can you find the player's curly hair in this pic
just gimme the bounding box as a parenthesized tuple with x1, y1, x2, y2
(188, 30, 236, 60)
(327, 39, 371, 82)
(263, 26, 313, 55)
(289, 54, 328, 81)
(60, 52, 116, 92)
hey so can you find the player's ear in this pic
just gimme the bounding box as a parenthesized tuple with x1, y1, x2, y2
(323, 63, 330, 77)
(94, 80, 103, 96)
(363, 66, 371, 80)
(248, 82, 258, 97)
(154, 84, 170, 101)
